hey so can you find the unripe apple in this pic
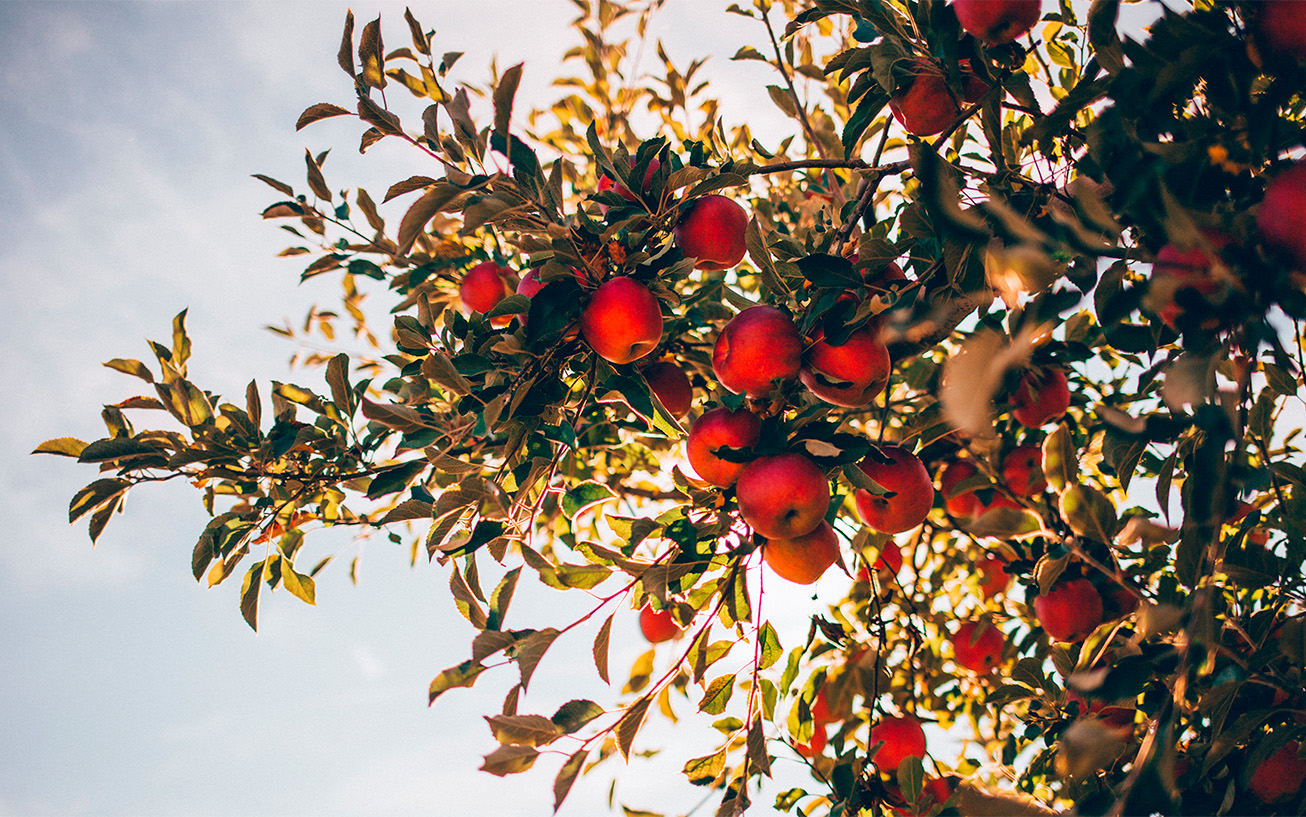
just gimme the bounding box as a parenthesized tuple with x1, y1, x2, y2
(1001, 445, 1047, 496)
(869, 714, 928, 772)
(1259, 161, 1306, 271)
(713, 305, 803, 398)
(854, 446, 935, 534)
(459, 261, 510, 313)
(1011, 367, 1070, 428)
(686, 407, 761, 487)
(1034, 577, 1104, 642)
(1248, 740, 1306, 804)
(642, 359, 693, 418)
(579, 276, 664, 364)
(1257, 1, 1306, 62)
(764, 520, 840, 585)
(800, 326, 892, 407)
(952, 620, 1005, 673)
(976, 555, 1011, 598)
(954, 0, 1042, 45)
(939, 459, 983, 520)
(736, 453, 831, 540)
(639, 603, 681, 643)
(889, 59, 989, 137)
(673, 194, 748, 271)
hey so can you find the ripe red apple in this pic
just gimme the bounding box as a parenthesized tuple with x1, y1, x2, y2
(810, 686, 851, 726)
(639, 603, 681, 643)
(597, 157, 661, 209)
(579, 276, 664, 364)
(1248, 740, 1306, 804)
(1149, 230, 1233, 329)
(686, 407, 761, 487)
(736, 453, 831, 540)
(1257, 1, 1306, 62)
(954, 0, 1042, 44)
(864, 260, 909, 296)
(976, 555, 1011, 599)
(764, 520, 840, 585)
(869, 714, 928, 772)
(1259, 161, 1306, 271)
(1066, 689, 1135, 730)
(952, 620, 1005, 673)
(459, 261, 510, 313)
(516, 267, 544, 299)
(1001, 445, 1047, 496)
(800, 326, 892, 407)
(674, 194, 748, 271)
(794, 723, 828, 759)
(713, 305, 803, 398)
(939, 459, 983, 521)
(1034, 577, 1104, 642)
(642, 359, 693, 418)
(854, 446, 935, 534)
(1011, 367, 1070, 428)
(889, 59, 989, 137)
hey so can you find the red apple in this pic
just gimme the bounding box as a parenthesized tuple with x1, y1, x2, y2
(869, 714, 928, 772)
(954, 0, 1042, 45)
(674, 194, 748, 271)
(516, 267, 544, 299)
(976, 555, 1011, 599)
(854, 446, 935, 534)
(939, 459, 983, 520)
(1011, 367, 1070, 428)
(459, 261, 510, 313)
(1248, 740, 1306, 804)
(597, 157, 661, 208)
(1001, 445, 1047, 496)
(579, 276, 664, 364)
(864, 260, 909, 296)
(794, 723, 828, 758)
(764, 520, 840, 585)
(686, 407, 761, 487)
(1066, 689, 1135, 730)
(810, 686, 851, 726)
(952, 620, 1005, 673)
(889, 59, 989, 137)
(639, 603, 681, 643)
(1034, 577, 1104, 642)
(801, 326, 892, 407)
(1259, 161, 1306, 271)
(642, 359, 693, 418)
(1149, 230, 1233, 329)
(736, 453, 831, 540)
(1258, 1, 1306, 62)
(713, 305, 803, 398)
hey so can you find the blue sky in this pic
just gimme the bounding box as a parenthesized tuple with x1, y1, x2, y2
(0, 2, 1174, 815)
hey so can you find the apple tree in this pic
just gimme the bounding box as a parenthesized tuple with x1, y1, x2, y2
(38, 1, 1306, 814)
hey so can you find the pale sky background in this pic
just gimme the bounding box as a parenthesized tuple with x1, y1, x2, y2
(0, 2, 1169, 816)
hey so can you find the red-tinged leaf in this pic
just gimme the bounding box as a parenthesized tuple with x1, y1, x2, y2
(403, 8, 430, 55)
(396, 183, 461, 255)
(355, 188, 384, 233)
(615, 696, 652, 759)
(103, 358, 154, 383)
(428, 660, 487, 703)
(485, 714, 563, 747)
(304, 149, 331, 202)
(357, 95, 401, 135)
(553, 749, 587, 813)
(296, 103, 352, 131)
(383, 175, 437, 202)
(379, 499, 433, 524)
(32, 437, 87, 458)
(262, 202, 305, 219)
(472, 629, 521, 662)
(86, 493, 123, 544)
(479, 744, 538, 777)
(493, 63, 523, 135)
(337, 10, 355, 76)
(746, 715, 771, 776)
(517, 627, 560, 691)
(251, 173, 294, 196)
(360, 397, 430, 433)
(593, 613, 614, 684)
(699, 674, 736, 715)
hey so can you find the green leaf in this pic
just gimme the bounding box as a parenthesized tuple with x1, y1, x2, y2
(896, 755, 924, 805)
(69, 478, 130, 524)
(1042, 424, 1077, 494)
(562, 481, 618, 520)
(450, 563, 488, 629)
(280, 562, 316, 605)
(239, 560, 265, 631)
(1059, 485, 1119, 543)
(699, 674, 736, 715)
(516, 627, 560, 691)
(550, 699, 604, 734)
(366, 460, 427, 499)
(553, 749, 587, 813)
(795, 254, 861, 288)
(429, 659, 487, 704)
(759, 622, 783, 670)
(32, 437, 88, 458)
(487, 567, 522, 630)
(615, 696, 652, 759)
(683, 748, 728, 786)
(493, 63, 523, 136)
(593, 614, 613, 684)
